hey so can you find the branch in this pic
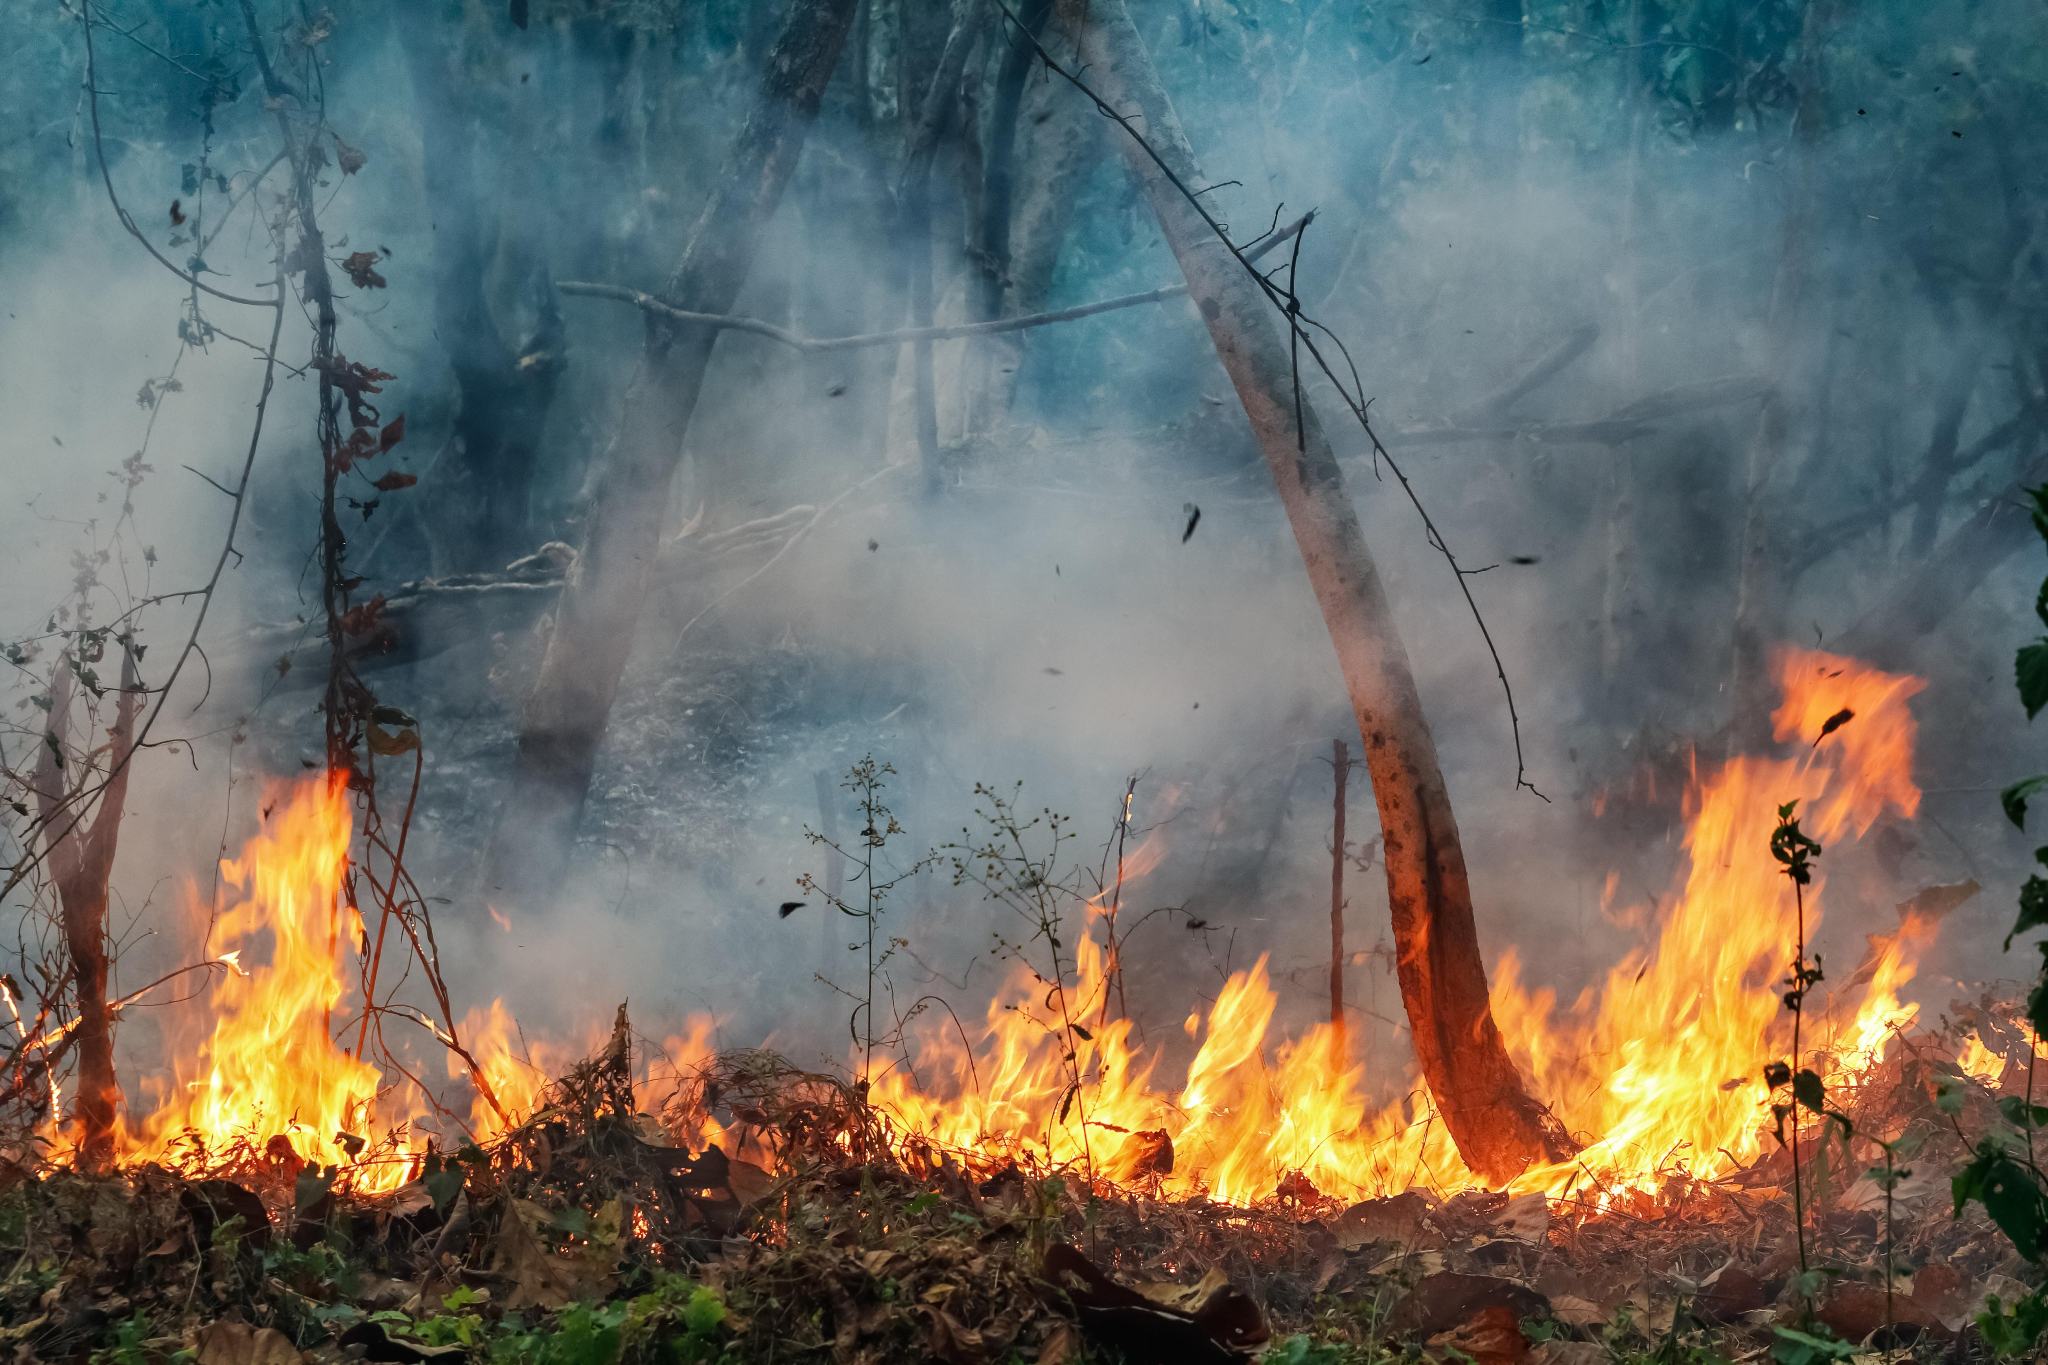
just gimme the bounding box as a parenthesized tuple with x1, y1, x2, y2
(554, 210, 1313, 354)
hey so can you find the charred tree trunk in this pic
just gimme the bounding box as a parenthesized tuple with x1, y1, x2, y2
(1060, 0, 1571, 1185)
(402, 4, 564, 577)
(481, 0, 862, 911)
(29, 647, 141, 1167)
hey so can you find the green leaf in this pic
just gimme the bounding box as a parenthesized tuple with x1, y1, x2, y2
(2019, 642, 2048, 720)
(2006, 776, 2048, 828)
(1979, 1284, 2048, 1358)
(1998, 1096, 2048, 1130)
(294, 1164, 336, 1216)
(2012, 877, 2048, 950)
(1792, 1068, 1825, 1114)
(682, 1285, 727, 1336)
(903, 1190, 943, 1216)
(1935, 1074, 1968, 1115)
(423, 1165, 463, 1216)
(1952, 1143, 2048, 1259)
(1769, 1324, 1858, 1364)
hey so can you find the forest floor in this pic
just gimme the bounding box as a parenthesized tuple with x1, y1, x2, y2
(6, 1006, 2046, 1365)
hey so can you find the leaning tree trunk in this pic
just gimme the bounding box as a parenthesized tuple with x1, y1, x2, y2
(482, 0, 862, 911)
(1061, 0, 1571, 1185)
(29, 645, 141, 1167)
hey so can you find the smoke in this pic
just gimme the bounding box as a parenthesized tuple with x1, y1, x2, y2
(1, 0, 2041, 1120)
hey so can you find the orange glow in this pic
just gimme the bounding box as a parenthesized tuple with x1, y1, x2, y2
(86, 646, 1939, 1213)
(112, 775, 423, 1189)
(869, 646, 1934, 1204)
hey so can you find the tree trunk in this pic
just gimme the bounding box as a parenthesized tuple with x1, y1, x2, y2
(30, 646, 141, 1167)
(967, 50, 1107, 425)
(1060, 0, 1571, 1186)
(1330, 739, 1348, 1054)
(1726, 0, 1829, 754)
(402, 3, 564, 577)
(481, 0, 862, 911)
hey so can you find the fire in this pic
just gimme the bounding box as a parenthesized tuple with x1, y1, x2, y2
(115, 774, 420, 1188)
(84, 644, 1940, 1214)
(872, 646, 1934, 1204)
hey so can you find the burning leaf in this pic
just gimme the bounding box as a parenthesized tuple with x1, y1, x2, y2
(342, 251, 387, 288)
(1813, 706, 1855, 746)
(333, 134, 367, 175)
(196, 1319, 302, 1365)
(365, 722, 419, 757)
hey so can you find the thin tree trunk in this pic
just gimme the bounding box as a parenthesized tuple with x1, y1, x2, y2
(894, 0, 980, 490)
(970, 53, 1106, 423)
(482, 0, 862, 910)
(1330, 739, 1348, 1054)
(402, 3, 564, 576)
(30, 646, 141, 1167)
(1726, 0, 1828, 754)
(1061, 0, 1571, 1185)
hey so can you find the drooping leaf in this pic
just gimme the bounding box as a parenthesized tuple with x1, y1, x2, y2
(1792, 1068, 1826, 1114)
(2005, 776, 2048, 828)
(293, 1164, 336, 1216)
(365, 723, 419, 756)
(423, 1164, 463, 1215)
(2019, 641, 2048, 720)
(2009, 876, 2048, 950)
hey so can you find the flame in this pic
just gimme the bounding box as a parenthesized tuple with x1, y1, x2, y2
(88, 646, 1940, 1213)
(871, 647, 1936, 1204)
(112, 774, 423, 1188)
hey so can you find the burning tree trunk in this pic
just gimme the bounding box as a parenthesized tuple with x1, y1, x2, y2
(28, 644, 142, 1167)
(1060, 0, 1572, 1185)
(482, 0, 862, 910)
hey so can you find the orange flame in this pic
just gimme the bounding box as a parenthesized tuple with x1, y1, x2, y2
(873, 647, 1933, 1203)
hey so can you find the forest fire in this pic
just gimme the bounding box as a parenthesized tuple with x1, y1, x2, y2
(99, 646, 1948, 1216)
(101, 775, 547, 1190)
(870, 646, 1935, 1205)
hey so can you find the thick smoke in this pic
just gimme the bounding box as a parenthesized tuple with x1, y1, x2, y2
(0, 0, 2041, 1119)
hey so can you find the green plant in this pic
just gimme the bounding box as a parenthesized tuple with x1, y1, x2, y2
(799, 757, 933, 1087)
(944, 784, 1099, 1183)
(1760, 801, 1853, 1291)
(1943, 481, 2048, 1357)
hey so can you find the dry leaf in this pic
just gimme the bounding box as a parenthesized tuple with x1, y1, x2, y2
(494, 1198, 619, 1310)
(1333, 1191, 1429, 1249)
(196, 1319, 304, 1365)
(1035, 1321, 1078, 1365)
(1426, 1305, 1528, 1365)
(1491, 1191, 1548, 1244)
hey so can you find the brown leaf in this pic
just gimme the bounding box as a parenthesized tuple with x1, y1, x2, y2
(1035, 1321, 1079, 1365)
(342, 251, 387, 289)
(494, 1198, 619, 1310)
(1332, 1191, 1429, 1250)
(1694, 1265, 1766, 1322)
(378, 413, 406, 454)
(1386, 1273, 1548, 1339)
(370, 471, 418, 492)
(337, 594, 387, 636)
(1816, 1281, 1949, 1344)
(1106, 1128, 1173, 1181)
(924, 1308, 989, 1365)
(1909, 1263, 1973, 1332)
(333, 135, 367, 175)
(196, 1319, 304, 1365)
(1426, 1305, 1528, 1365)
